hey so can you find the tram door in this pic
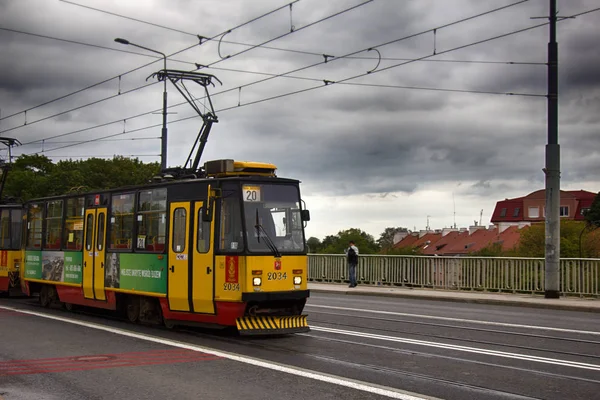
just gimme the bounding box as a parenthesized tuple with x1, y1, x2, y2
(192, 201, 215, 314)
(83, 208, 107, 300)
(168, 202, 191, 311)
(168, 201, 215, 313)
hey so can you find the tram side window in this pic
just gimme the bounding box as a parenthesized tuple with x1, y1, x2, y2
(10, 209, 23, 249)
(0, 210, 10, 249)
(172, 208, 186, 253)
(109, 193, 135, 250)
(219, 196, 242, 252)
(44, 200, 63, 250)
(63, 197, 84, 251)
(26, 205, 43, 249)
(136, 188, 167, 252)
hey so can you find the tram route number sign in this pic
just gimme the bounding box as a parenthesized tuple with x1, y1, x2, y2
(243, 185, 261, 202)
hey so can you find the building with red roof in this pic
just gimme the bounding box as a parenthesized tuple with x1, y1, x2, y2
(491, 189, 596, 229)
(391, 189, 597, 256)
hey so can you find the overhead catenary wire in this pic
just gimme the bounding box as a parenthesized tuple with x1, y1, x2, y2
(17, 55, 546, 148)
(20, 3, 599, 159)
(17, 0, 536, 152)
(25, 2, 576, 157)
(0, 0, 307, 123)
(1, 0, 373, 138)
(0, 25, 546, 67)
(59, 0, 546, 66)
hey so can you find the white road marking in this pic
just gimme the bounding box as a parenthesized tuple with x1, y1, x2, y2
(0, 305, 435, 400)
(306, 304, 600, 336)
(310, 325, 600, 371)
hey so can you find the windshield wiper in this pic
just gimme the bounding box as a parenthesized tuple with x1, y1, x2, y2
(255, 209, 281, 258)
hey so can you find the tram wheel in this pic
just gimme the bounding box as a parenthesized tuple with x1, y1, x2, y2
(39, 286, 51, 308)
(126, 296, 140, 323)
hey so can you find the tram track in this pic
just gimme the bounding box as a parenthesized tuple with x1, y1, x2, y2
(306, 309, 600, 361)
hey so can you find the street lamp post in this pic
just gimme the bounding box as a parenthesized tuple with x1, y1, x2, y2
(115, 38, 168, 171)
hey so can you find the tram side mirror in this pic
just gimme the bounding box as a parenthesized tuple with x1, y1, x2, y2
(301, 210, 310, 222)
(202, 202, 213, 222)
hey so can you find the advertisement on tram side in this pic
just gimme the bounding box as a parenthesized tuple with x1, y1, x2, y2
(105, 252, 167, 294)
(23, 251, 83, 284)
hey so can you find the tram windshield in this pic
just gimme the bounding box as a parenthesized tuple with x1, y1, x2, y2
(242, 184, 306, 254)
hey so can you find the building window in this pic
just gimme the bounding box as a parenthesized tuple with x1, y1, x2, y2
(110, 193, 135, 250)
(45, 200, 63, 249)
(528, 206, 539, 218)
(500, 208, 507, 217)
(513, 208, 520, 217)
(136, 188, 167, 252)
(560, 206, 569, 217)
(581, 208, 590, 216)
(27, 204, 43, 249)
(63, 197, 84, 250)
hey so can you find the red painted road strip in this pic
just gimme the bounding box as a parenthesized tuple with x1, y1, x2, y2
(0, 349, 221, 376)
(0, 309, 29, 317)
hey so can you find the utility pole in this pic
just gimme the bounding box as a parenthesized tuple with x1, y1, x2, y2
(115, 38, 168, 171)
(544, 0, 560, 298)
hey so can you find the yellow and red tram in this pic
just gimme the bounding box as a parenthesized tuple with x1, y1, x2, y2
(19, 159, 311, 334)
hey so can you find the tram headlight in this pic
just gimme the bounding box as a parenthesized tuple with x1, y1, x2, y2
(293, 276, 302, 285)
(253, 277, 262, 286)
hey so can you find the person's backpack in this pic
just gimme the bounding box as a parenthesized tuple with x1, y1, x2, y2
(347, 247, 358, 264)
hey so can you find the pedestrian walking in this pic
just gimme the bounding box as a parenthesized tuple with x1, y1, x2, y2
(345, 240, 359, 287)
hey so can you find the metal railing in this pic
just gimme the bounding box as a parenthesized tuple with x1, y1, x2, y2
(307, 254, 600, 297)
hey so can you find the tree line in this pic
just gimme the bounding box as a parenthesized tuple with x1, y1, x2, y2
(2, 154, 160, 201)
(309, 196, 600, 258)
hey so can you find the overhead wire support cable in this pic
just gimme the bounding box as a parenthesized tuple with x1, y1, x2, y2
(31, 2, 572, 159)
(0, 25, 545, 67)
(58, 0, 545, 66)
(16, 0, 375, 145)
(198, 0, 374, 70)
(1, 0, 304, 123)
(23, 2, 600, 157)
(0, 82, 157, 135)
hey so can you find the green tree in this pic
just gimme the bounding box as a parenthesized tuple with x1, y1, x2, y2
(3, 155, 160, 201)
(517, 220, 598, 258)
(319, 228, 379, 254)
(585, 192, 600, 228)
(377, 227, 408, 253)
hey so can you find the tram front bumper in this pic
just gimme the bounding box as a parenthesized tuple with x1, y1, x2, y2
(236, 315, 309, 335)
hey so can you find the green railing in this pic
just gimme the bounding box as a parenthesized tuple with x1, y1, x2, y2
(307, 254, 600, 297)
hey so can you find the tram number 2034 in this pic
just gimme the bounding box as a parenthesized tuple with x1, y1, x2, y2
(267, 272, 287, 281)
(223, 283, 240, 291)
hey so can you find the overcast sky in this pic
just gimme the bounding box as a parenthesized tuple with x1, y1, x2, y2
(1, 0, 599, 241)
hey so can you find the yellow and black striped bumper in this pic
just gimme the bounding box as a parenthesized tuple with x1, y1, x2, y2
(236, 315, 309, 335)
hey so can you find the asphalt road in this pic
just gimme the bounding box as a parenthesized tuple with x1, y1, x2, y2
(1, 292, 599, 400)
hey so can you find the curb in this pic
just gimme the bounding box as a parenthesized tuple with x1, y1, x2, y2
(308, 288, 600, 313)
